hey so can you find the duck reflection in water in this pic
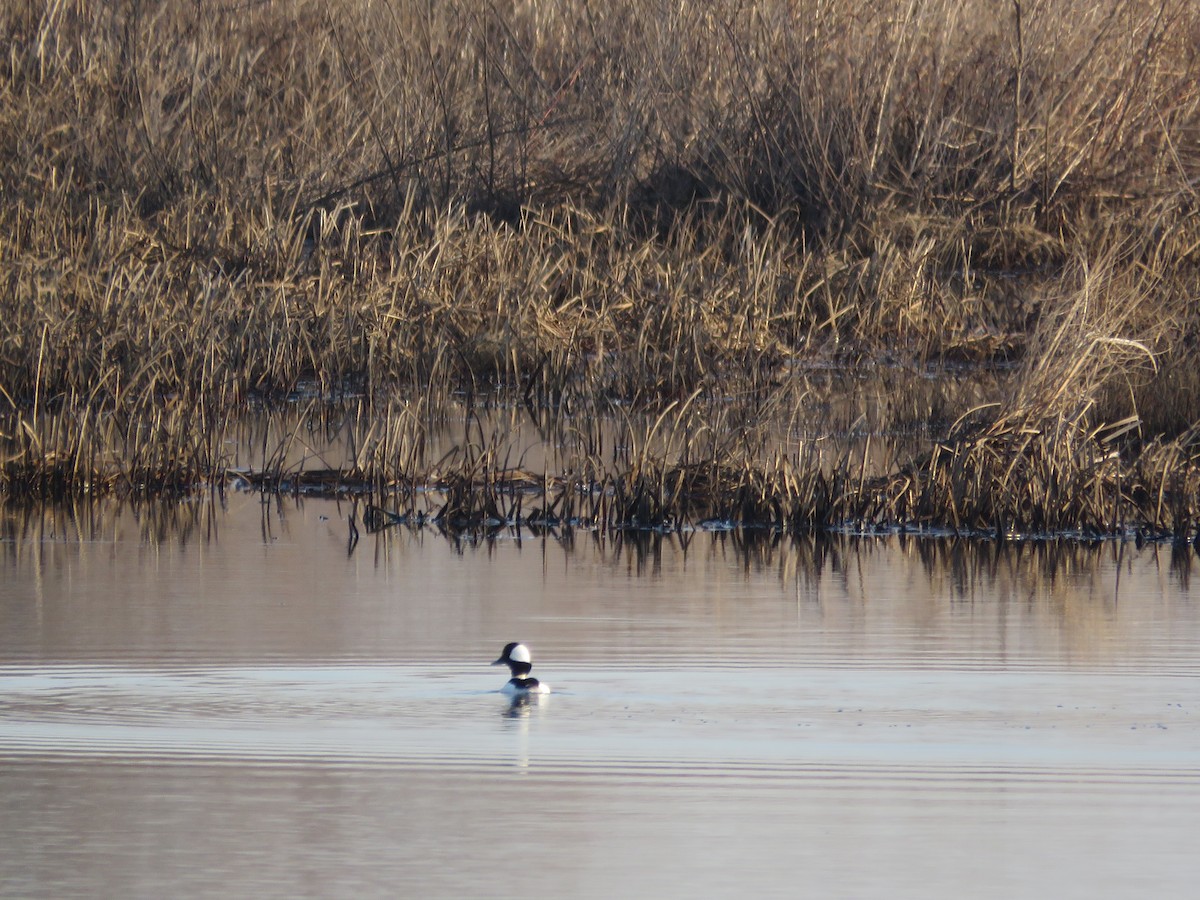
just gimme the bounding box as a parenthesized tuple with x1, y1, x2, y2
(503, 691, 549, 718)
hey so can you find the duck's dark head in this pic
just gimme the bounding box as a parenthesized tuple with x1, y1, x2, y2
(492, 642, 533, 677)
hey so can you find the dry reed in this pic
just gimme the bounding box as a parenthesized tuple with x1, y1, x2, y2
(3, 0, 1200, 538)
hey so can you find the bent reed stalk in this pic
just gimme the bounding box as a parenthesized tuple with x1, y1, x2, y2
(3, 0, 1200, 538)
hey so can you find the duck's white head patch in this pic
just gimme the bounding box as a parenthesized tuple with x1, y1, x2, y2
(508, 643, 532, 664)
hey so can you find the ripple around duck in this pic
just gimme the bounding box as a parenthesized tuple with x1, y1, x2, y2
(1, 662, 1195, 784)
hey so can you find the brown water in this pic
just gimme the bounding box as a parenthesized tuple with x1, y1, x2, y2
(2, 496, 1199, 899)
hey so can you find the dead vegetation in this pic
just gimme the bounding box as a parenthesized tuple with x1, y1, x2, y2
(3, 0, 1200, 537)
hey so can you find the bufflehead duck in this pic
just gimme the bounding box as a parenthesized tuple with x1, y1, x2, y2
(492, 642, 551, 695)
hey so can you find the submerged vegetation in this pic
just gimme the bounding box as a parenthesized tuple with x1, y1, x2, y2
(3, 0, 1200, 538)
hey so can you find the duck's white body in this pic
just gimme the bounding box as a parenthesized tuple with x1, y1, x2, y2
(492, 642, 552, 695)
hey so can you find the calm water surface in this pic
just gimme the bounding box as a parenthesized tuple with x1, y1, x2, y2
(2, 496, 1198, 898)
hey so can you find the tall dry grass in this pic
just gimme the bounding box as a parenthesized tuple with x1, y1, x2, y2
(3, 0, 1200, 532)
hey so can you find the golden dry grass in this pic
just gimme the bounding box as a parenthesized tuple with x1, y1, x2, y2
(3, 0, 1200, 535)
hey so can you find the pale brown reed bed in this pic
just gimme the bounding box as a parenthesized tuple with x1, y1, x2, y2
(3, 0, 1200, 537)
